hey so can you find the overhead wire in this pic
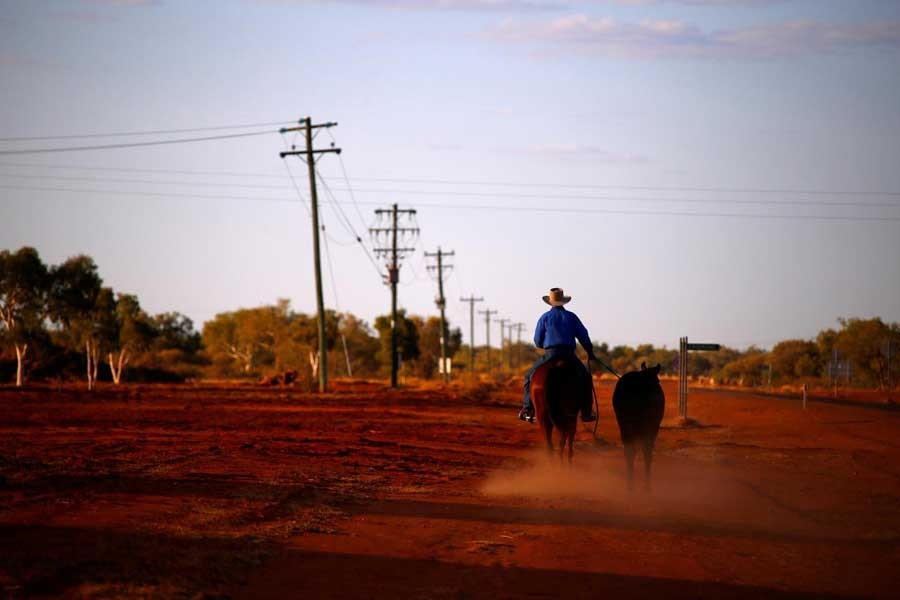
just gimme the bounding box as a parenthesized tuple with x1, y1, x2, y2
(0, 119, 299, 142)
(0, 183, 296, 203)
(325, 128, 370, 232)
(279, 129, 385, 277)
(4, 183, 899, 222)
(315, 171, 364, 245)
(0, 129, 279, 155)
(1, 171, 897, 209)
(280, 158, 311, 216)
(1, 160, 898, 198)
(319, 207, 355, 376)
(314, 172, 385, 277)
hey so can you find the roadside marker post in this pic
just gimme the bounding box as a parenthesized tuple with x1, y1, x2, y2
(678, 337, 721, 421)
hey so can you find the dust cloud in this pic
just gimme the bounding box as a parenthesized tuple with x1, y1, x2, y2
(481, 444, 809, 536)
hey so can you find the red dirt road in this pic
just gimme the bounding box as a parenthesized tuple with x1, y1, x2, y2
(1, 380, 899, 598)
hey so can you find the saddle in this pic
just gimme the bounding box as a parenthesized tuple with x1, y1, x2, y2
(532, 354, 593, 414)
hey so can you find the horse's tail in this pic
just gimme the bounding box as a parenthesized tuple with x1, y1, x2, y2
(545, 360, 582, 428)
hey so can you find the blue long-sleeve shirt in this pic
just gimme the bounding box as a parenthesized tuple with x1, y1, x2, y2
(533, 306, 593, 353)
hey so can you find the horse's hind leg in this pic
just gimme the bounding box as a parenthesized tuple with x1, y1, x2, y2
(543, 421, 554, 455)
(624, 443, 636, 490)
(642, 438, 656, 490)
(566, 429, 575, 466)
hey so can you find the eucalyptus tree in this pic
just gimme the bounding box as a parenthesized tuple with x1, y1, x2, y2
(48, 255, 105, 390)
(106, 293, 156, 384)
(0, 247, 49, 386)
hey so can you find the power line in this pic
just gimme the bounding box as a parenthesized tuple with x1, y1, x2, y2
(319, 211, 354, 378)
(0, 161, 290, 178)
(0, 184, 297, 203)
(327, 128, 371, 235)
(313, 171, 386, 278)
(315, 171, 364, 242)
(0, 119, 299, 142)
(0, 129, 278, 155)
(4, 183, 900, 222)
(3, 172, 897, 209)
(1, 161, 898, 198)
(280, 158, 311, 216)
(309, 186, 900, 209)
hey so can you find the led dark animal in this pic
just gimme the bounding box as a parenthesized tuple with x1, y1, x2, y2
(612, 363, 665, 488)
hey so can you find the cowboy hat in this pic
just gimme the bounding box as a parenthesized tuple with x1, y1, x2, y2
(542, 287, 571, 306)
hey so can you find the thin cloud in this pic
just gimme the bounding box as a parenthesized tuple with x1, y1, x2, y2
(0, 53, 59, 69)
(596, 0, 788, 5)
(257, 0, 570, 10)
(486, 15, 900, 58)
(52, 11, 118, 23)
(522, 143, 650, 162)
(86, 0, 160, 5)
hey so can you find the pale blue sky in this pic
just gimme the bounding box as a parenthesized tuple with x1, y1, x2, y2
(1, 0, 898, 350)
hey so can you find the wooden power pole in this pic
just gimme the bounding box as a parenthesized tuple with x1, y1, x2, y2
(370, 204, 418, 388)
(460, 295, 483, 379)
(478, 308, 498, 373)
(497, 318, 510, 373)
(425, 247, 454, 383)
(513, 322, 524, 368)
(279, 117, 340, 393)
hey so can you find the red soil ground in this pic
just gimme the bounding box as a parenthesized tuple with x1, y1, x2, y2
(1, 379, 899, 598)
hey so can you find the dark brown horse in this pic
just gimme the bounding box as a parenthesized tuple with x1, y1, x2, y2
(530, 355, 585, 464)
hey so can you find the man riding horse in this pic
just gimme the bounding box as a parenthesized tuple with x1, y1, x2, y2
(520, 287, 599, 424)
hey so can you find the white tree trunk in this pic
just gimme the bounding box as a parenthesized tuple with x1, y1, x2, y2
(92, 346, 99, 386)
(15, 343, 27, 387)
(86, 340, 98, 391)
(108, 349, 129, 385)
(86, 341, 92, 391)
(309, 350, 319, 380)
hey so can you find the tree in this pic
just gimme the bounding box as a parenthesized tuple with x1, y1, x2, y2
(336, 313, 380, 377)
(412, 315, 462, 380)
(153, 312, 201, 354)
(48, 255, 104, 390)
(770, 339, 819, 381)
(834, 317, 897, 389)
(106, 293, 156, 384)
(0, 247, 49, 386)
(374, 310, 419, 377)
(201, 300, 339, 379)
(202, 310, 261, 376)
(718, 349, 768, 386)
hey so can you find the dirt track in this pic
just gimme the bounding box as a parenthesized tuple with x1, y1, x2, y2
(1, 380, 899, 598)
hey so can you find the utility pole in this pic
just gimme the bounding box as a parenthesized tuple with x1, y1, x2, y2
(478, 308, 498, 373)
(460, 295, 483, 379)
(498, 318, 510, 372)
(279, 117, 340, 393)
(425, 247, 455, 383)
(514, 322, 524, 368)
(370, 204, 418, 388)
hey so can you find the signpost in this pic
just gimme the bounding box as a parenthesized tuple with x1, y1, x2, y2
(686, 343, 721, 352)
(883, 339, 897, 404)
(678, 337, 720, 421)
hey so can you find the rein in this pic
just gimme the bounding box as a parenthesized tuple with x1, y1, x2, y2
(591, 356, 621, 380)
(585, 355, 619, 437)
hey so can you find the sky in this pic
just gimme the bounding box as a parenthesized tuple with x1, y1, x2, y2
(1, 0, 898, 351)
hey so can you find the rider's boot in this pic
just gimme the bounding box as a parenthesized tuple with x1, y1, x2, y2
(518, 407, 534, 423)
(581, 411, 597, 423)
